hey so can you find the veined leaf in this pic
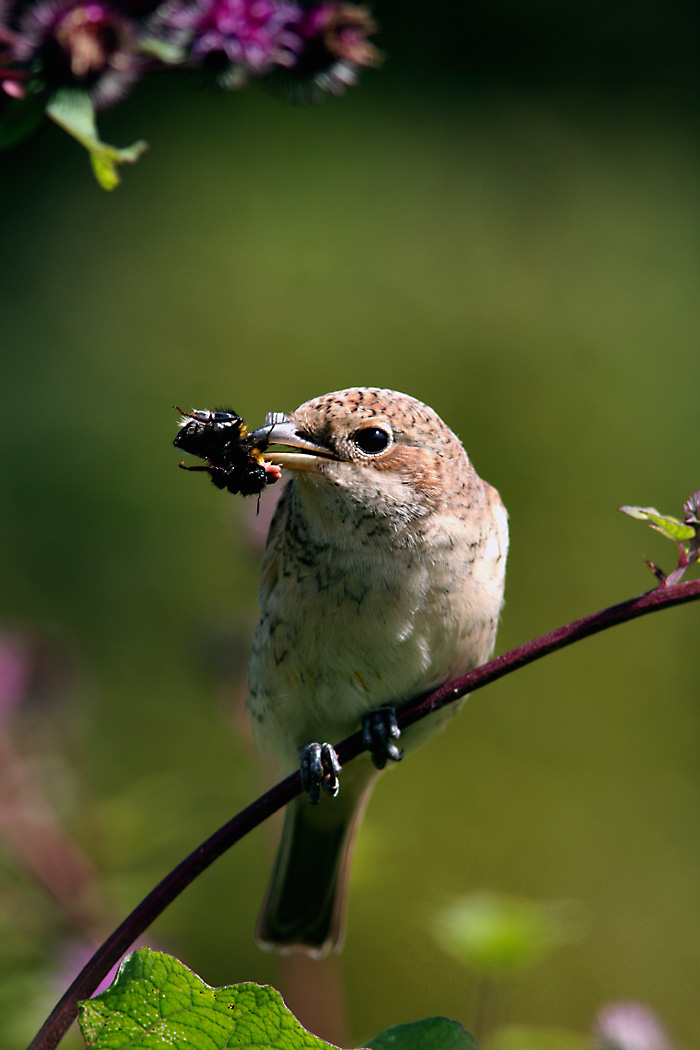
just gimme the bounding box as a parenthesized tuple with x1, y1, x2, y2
(79, 947, 344, 1050)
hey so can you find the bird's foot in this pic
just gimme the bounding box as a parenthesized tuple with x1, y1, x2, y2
(362, 707, 403, 770)
(300, 742, 342, 805)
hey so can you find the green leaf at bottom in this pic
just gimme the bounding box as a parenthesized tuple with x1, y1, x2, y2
(79, 947, 344, 1050)
(368, 1018, 480, 1050)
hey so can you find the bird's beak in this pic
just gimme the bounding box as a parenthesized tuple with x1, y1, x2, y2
(252, 417, 338, 473)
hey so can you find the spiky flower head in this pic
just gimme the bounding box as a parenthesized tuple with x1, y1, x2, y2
(15, 0, 139, 107)
(153, 0, 305, 86)
(277, 1, 380, 98)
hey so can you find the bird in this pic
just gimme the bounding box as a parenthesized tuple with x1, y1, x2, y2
(246, 387, 509, 957)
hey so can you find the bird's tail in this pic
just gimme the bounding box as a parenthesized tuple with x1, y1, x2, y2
(255, 760, 379, 957)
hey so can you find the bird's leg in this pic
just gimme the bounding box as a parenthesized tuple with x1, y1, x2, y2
(300, 742, 342, 805)
(362, 707, 403, 769)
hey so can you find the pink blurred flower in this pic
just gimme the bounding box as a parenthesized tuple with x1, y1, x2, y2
(593, 1002, 671, 1050)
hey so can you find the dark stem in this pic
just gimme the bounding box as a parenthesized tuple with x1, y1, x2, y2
(27, 577, 700, 1050)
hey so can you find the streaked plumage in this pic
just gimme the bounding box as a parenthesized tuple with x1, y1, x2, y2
(247, 387, 508, 955)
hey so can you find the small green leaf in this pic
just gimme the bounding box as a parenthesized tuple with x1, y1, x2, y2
(46, 88, 147, 189)
(369, 1018, 479, 1050)
(619, 506, 696, 544)
(78, 947, 345, 1050)
(619, 505, 662, 522)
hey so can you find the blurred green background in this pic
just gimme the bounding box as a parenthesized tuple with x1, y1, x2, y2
(1, 3, 700, 1047)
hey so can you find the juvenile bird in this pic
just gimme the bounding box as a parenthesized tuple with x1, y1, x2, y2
(247, 387, 508, 956)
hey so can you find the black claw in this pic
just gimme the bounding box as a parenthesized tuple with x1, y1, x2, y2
(362, 707, 403, 770)
(299, 742, 342, 804)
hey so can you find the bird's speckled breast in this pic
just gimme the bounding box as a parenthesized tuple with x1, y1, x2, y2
(247, 473, 507, 769)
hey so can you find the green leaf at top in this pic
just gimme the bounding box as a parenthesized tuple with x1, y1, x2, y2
(79, 947, 347, 1050)
(46, 88, 147, 190)
(368, 1018, 479, 1050)
(619, 506, 696, 544)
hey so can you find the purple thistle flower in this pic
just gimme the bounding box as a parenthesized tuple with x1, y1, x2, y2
(155, 0, 305, 84)
(593, 1002, 671, 1050)
(15, 0, 139, 108)
(194, 0, 302, 71)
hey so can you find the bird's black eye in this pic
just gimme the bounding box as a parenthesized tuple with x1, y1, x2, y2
(352, 427, 391, 455)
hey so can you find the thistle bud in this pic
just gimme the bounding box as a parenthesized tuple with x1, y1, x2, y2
(278, 2, 380, 98)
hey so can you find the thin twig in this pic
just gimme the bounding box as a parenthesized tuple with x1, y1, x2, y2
(27, 577, 700, 1050)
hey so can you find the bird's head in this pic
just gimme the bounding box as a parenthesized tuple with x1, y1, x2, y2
(253, 388, 483, 536)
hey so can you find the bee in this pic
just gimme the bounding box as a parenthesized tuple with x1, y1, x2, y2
(173, 407, 281, 497)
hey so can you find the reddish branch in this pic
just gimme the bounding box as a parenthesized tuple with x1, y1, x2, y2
(27, 577, 700, 1050)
